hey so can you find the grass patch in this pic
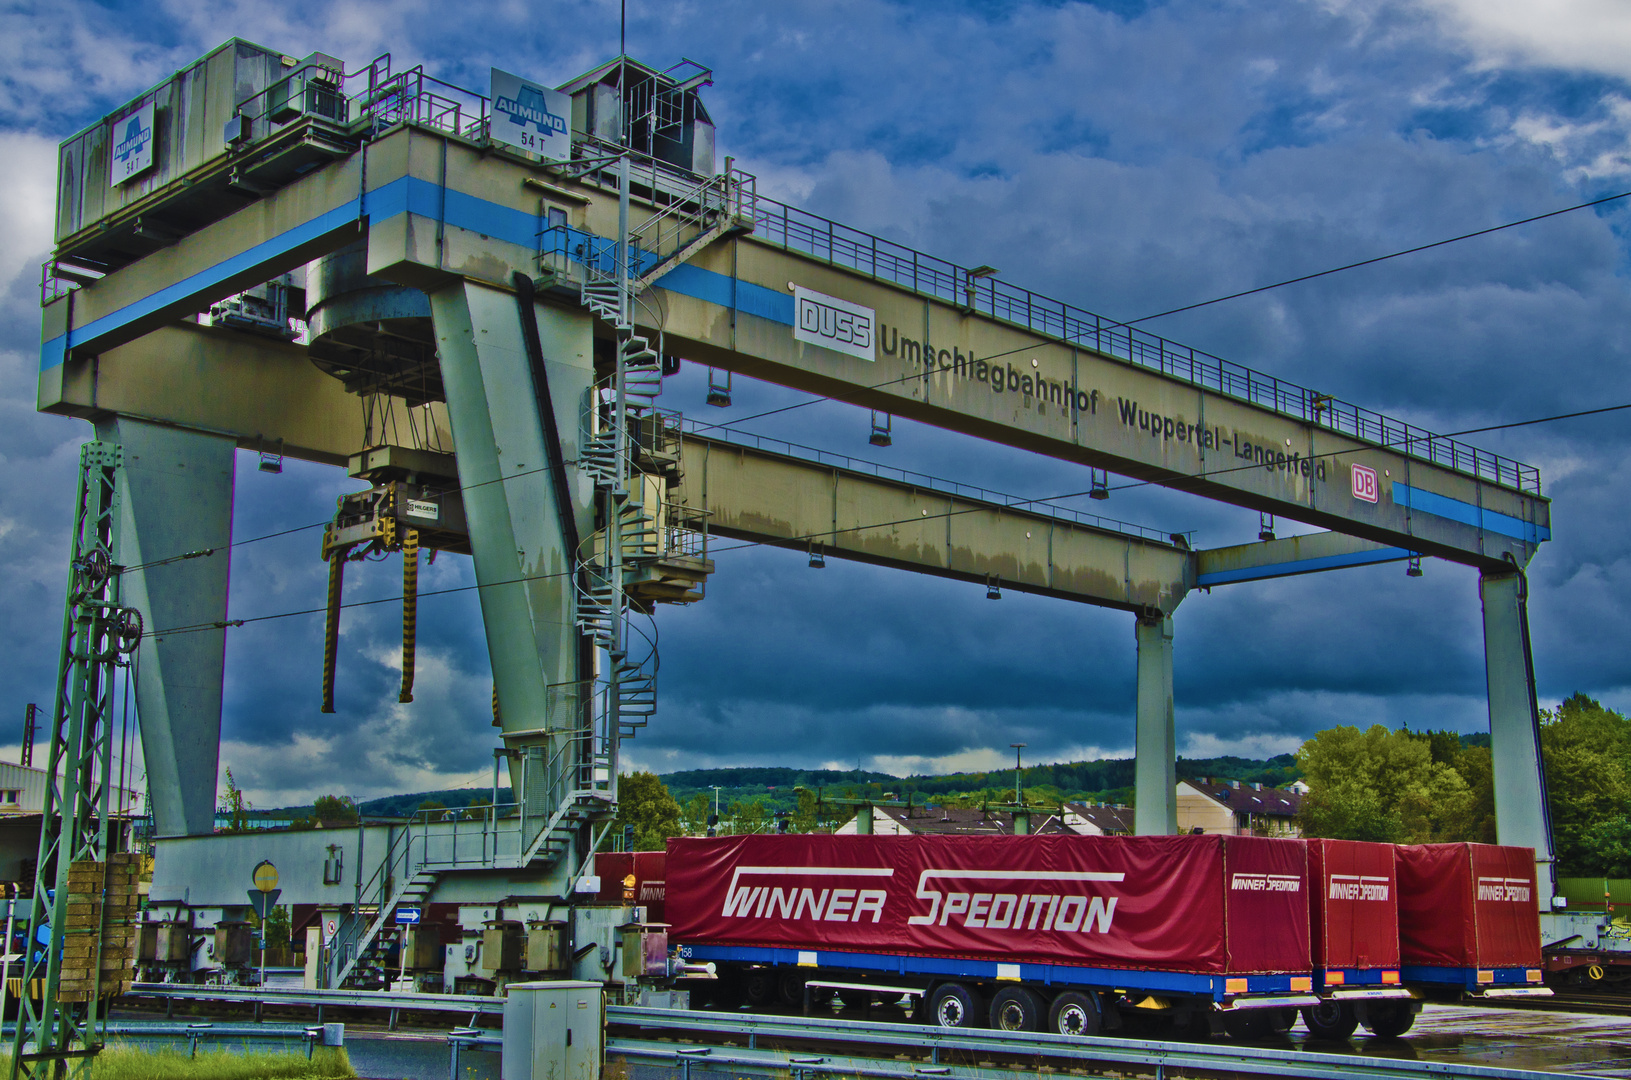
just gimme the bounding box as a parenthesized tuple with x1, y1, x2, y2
(58, 1044, 355, 1080)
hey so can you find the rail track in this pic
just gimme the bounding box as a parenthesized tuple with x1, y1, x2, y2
(1480, 991, 1631, 1018)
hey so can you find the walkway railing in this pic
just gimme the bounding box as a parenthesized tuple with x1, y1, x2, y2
(746, 196, 1541, 495)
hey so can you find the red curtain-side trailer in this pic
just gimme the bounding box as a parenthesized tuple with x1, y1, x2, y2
(665, 833, 1316, 1034)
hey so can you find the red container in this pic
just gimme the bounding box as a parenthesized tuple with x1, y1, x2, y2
(1395, 843, 1540, 969)
(593, 851, 667, 922)
(1306, 839, 1399, 971)
(666, 833, 1309, 976)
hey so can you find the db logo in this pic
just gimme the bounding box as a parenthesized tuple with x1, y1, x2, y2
(1351, 463, 1379, 503)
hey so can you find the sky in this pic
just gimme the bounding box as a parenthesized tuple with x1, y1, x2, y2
(4, 0, 1631, 808)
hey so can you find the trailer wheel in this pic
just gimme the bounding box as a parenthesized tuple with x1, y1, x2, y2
(741, 969, 775, 1008)
(1048, 991, 1102, 1037)
(989, 986, 1043, 1031)
(1360, 1000, 1415, 1038)
(1222, 1009, 1272, 1041)
(928, 982, 982, 1028)
(1300, 1000, 1358, 1040)
(777, 970, 807, 1006)
(1267, 1007, 1296, 1035)
(709, 970, 745, 1009)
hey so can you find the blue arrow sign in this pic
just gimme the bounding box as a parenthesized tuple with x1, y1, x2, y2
(395, 906, 422, 925)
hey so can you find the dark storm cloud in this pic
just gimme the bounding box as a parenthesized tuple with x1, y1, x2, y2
(3, 0, 1630, 797)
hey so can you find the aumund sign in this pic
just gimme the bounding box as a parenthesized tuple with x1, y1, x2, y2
(109, 101, 155, 185)
(489, 68, 572, 162)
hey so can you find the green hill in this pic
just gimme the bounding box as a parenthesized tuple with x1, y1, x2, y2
(276, 753, 1306, 820)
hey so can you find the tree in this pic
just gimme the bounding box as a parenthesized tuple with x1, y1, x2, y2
(217, 767, 251, 833)
(682, 793, 712, 835)
(728, 796, 771, 836)
(416, 798, 447, 819)
(613, 771, 684, 851)
(313, 794, 359, 825)
(1451, 745, 1498, 844)
(264, 904, 291, 953)
(792, 788, 820, 833)
(464, 795, 493, 822)
(1541, 694, 1631, 875)
(1297, 725, 1475, 843)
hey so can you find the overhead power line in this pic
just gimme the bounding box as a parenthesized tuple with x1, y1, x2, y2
(688, 188, 1631, 435)
(1120, 188, 1631, 327)
(149, 396, 1619, 640)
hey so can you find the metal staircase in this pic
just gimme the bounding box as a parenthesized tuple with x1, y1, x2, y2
(565, 152, 742, 778)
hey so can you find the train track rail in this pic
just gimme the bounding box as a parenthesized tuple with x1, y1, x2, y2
(606, 1005, 1601, 1080)
(1480, 992, 1631, 1018)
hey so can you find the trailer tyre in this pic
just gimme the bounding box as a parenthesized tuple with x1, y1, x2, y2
(989, 986, 1043, 1032)
(741, 969, 775, 1008)
(1360, 1000, 1415, 1038)
(1048, 991, 1102, 1037)
(1301, 1000, 1358, 1040)
(929, 982, 982, 1028)
(777, 970, 807, 1007)
(1222, 1009, 1272, 1041)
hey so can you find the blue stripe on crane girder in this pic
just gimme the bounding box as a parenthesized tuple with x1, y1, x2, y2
(40, 175, 797, 371)
(1391, 483, 1549, 544)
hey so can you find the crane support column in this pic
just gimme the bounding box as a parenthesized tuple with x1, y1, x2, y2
(428, 281, 593, 785)
(1480, 569, 1557, 903)
(92, 417, 234, 838)
(1134, 614, 1177, 836)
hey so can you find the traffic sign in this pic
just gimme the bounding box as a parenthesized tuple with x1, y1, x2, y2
(247, 888, 281, 921)
(395, 906, 422, 926)
(252, 860, 279, 892)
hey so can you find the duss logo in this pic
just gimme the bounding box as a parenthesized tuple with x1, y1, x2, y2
(792, 286, 875, 362)
(1476, 876, 1532, 902)
(495, 85, 568, 137)
(1328, 874, 1390, 901)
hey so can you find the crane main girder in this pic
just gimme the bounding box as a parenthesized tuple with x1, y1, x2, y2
(39, 125, 1547, 573)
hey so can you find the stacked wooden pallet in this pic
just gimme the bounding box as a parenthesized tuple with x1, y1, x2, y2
(57, 855, 140, 1002)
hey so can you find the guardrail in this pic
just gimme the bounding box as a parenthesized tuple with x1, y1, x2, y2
(606, 1005, 1579, 1080)
(117, 988, 1591, 1080)
(2, 1019, 340, 1058)
(127, 982, 501, 1018)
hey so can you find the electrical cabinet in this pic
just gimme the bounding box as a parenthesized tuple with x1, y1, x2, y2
(482, 920, 525, 973)
(501, 981, 602, 1080)
(525, 921, 567, 973)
